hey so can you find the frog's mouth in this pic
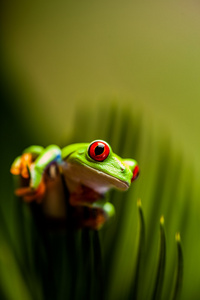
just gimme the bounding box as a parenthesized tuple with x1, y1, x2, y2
(83, 163, 130, 193)
(63, 161, 130, 194)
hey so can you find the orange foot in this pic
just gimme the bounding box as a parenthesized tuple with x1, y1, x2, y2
(15, 180, 46, 203)
(10, 153, 33, 179)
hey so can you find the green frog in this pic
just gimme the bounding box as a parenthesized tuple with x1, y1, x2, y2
(11, 140, 139, 229)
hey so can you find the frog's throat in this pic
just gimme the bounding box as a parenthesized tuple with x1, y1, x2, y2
(62, 161, 130, 193)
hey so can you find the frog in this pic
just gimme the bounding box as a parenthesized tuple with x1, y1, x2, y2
(10, 140, 139, 229)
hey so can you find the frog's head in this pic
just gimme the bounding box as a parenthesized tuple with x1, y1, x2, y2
(64, 140, 139, 194)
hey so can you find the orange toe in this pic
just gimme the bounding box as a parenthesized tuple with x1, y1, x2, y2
(15, 181, 46, 203)
(20, 153, 32, 178)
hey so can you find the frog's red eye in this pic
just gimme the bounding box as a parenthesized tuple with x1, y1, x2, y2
(88, 141, 110, 162)
(131, 165, 139, 182)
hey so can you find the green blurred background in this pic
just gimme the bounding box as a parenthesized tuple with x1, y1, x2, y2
(1, 1, 200, 299)
(2, 0, 200, 158)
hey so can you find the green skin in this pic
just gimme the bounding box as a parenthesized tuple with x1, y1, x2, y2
(11, 140, 138, 226)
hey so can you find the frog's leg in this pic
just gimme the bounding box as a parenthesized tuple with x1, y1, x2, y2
(11, 145, 62, 202)
(29, 145, 62, 189)
(88, 200, 115, 229)
(93, 200, 115, 219)
(70, 187, 115, 229)
(11, 153, 33, 178)
(10, 145, 44, 177)
(23, 145, 45, 156)
(78, 201, 115, 230)
(15, 180, 46, 203)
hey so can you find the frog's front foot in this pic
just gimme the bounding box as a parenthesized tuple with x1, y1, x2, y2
(10, 153, 33, 179)
(77, 202, 115, 230)
(11, 152, 46, 203)
(81, 207, 107, 230)
(15, 180, 46, 203)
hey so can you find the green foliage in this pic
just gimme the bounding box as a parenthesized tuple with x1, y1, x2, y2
(0, 100, 197, 300)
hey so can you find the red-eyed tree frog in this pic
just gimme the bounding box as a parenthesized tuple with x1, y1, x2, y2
(10, 140, 139, 229)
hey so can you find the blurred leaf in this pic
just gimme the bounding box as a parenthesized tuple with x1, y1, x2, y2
(151, 216, 166, 300)
(0, 95, 197, 300)
(171, 233, 183, 300)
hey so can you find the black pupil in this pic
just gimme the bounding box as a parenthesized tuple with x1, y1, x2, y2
(95, 144, 104, 156)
